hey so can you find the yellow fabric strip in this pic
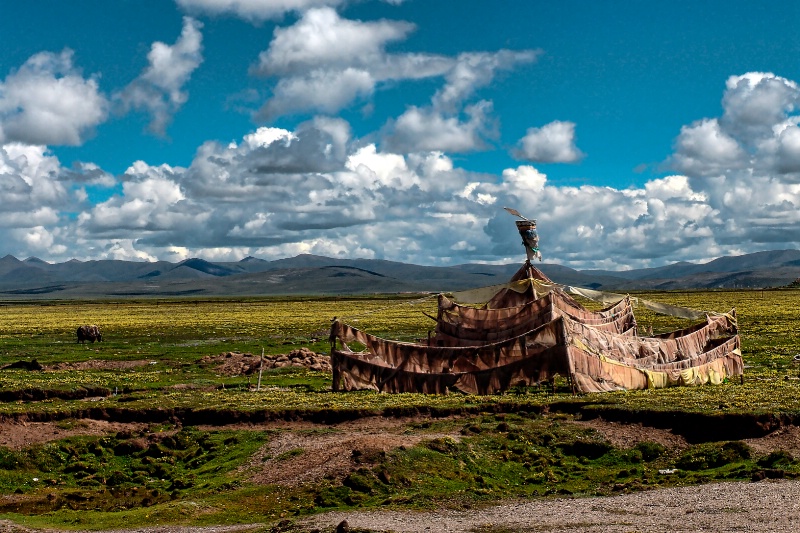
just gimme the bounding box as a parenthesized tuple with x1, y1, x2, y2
(643, 369, 669, 389)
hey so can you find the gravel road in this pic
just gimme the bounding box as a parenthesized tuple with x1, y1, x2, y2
(301, 479, 800, 532)
(3, 479, 799, 532)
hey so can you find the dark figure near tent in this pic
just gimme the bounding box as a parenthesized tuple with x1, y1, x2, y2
(77, 325, 102, 343)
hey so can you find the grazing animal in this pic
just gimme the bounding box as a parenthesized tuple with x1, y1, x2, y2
(76, 325, 102, 344)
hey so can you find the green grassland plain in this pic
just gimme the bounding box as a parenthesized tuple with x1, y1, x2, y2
(0, 289, 799, 530)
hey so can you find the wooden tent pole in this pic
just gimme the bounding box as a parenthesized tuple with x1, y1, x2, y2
(330, 318, 340, 392)
(256, 348, 264, 391)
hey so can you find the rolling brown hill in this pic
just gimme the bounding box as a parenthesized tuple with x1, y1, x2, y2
(0, 250, 798, 299)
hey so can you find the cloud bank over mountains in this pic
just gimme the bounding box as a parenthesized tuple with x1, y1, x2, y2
(1, 2, 800, 270)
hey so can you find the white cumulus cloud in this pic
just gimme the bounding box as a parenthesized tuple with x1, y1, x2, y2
(261, 68, 376, 118)
(249, 8, 535, 155)
(0, 50, 108, 146)
(671, 72, 800, 179)
(0, 143, 82, 258)
(254, 7, 413, 74)
(0, 144, 70, 213)
(383, 51, 537, 154)
(663, 71, 800, 253)
(176, 0, 347, 21)
(670, 118, 747, 177)
(514, 120, 584, 163)
(383, 101, 495, 154)
(115, 17, 204, 135)
(433, 50, 539, 113)
(252, 8, 454, 119)
(721, 72, 800, 143)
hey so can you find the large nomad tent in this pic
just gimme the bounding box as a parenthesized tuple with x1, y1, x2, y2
(329, 262, 743, 394)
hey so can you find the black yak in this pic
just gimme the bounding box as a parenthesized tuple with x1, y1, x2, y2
(76, 325, 102, 343)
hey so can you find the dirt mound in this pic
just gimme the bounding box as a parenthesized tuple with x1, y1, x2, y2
(0, 420, 150, 450)
(240, 417, 461, 487)
(573, 418, 689, 450)
(200, 348, 331, 375)
(744, 425, 800, 458)
(46, 360, 154, 371)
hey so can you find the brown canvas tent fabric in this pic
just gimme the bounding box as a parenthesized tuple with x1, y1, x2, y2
(434, 291, 636, 346)
(330, 263, 743, 394)
(331, 319, 570, 395)
(476, 262, 554, 309)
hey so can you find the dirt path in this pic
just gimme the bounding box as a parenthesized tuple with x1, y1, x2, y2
(0, 524, 262, 533)
(3, 480, 799, 532)
(301, 479, 800, 532)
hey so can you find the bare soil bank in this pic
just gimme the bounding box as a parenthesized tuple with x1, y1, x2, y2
(3, 416, 800, 532)
(2, 399, 799, 447)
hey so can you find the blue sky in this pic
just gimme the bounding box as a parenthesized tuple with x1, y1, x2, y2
(2, 1, 800, 268)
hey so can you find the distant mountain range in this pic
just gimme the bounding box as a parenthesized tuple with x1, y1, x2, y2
(0, 249, 798, 299)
